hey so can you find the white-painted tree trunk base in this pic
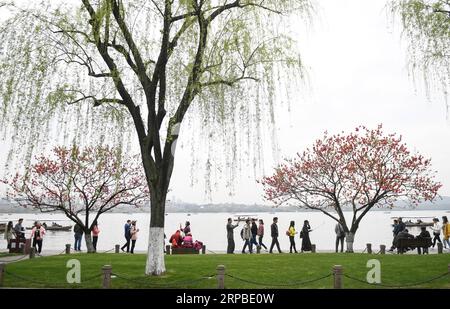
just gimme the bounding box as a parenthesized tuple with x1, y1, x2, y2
(346, 232, 355, 253)
(84, 234, 95, 253)
(145, 227, 166, 276)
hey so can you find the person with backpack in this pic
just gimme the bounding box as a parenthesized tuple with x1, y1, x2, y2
(269, 217, 282, 253)
(335, 221, 345, 253)
(257, 219, 268, 251)
(241, 219, 252, 254)
(226, 218, 239, 254)
(287, 221, 298, 253)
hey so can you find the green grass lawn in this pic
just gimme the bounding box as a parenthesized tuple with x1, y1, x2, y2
(2, 253, 449, 289)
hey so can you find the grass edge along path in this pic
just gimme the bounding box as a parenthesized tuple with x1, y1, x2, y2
(1, 253, 449, 289)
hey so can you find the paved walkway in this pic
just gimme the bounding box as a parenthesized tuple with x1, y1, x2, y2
(1, 247, 447, 264)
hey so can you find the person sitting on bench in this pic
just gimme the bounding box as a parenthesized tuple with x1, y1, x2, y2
(182, 232, 194, 248)
(416, 226, 431, 254)
(394, 229, 415, 253)
(169, 230, 183, 248)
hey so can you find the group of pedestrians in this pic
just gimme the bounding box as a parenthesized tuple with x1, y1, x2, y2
(388, 216, 450, 253)
(3, 219, 45, 254)
(226, 217, 314, 254)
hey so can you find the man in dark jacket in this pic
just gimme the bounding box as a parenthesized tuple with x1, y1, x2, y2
(394, 229, 414, 253)
(226, 218, 239, 254)
(121, 220, 132, 253)
(416, 226, 431, 254)
(73, 223, 84, 251)
(269, 217, 282, 253)
(250, 219, 259, 252)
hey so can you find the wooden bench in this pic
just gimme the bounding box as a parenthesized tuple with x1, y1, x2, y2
(171, 247, 200, 255)
(397, 237, 432, 254)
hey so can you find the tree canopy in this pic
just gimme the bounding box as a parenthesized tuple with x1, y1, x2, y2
(389, 0, 450, 106)
(260, 125, 441, 251)
(0, 0, 312, 187)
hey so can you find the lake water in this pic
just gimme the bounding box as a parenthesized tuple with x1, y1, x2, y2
(1, 210, 449, 253)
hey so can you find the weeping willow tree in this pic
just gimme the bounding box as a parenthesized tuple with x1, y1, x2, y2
(0, 0, 312, 275)
(389, 0, 450, 108)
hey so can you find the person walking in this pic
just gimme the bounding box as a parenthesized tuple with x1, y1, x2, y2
(301, 220, 312, 252)
(250, 218, 259, 252)
(269, 217, 282, 253)
(73, 222, 83, 251)
(335, 221, 345, 253)
(4, 221, 14, 250)
(431, 218, 442, 249)
(92, 221, 100, 252)
(241, 219, 252, 253)
(442, 216, 450, 250)
(130, 220, 139, 254)
(121, 220, 132, 253)
(30, 221, 46, 255)
(389, 219, 402, 252)
(226, 218, 239, 254)
(288, 221, 298, 253)
(257, 219, 268, 251)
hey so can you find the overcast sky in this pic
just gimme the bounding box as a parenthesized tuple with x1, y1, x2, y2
(169, 0, 450, 204)
(0, 0, 449, 205)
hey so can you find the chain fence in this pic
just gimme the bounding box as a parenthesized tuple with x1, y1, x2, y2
(111, 272, 215, 288)
(224, 273, 332, 287)
(343, 272, 449, 288)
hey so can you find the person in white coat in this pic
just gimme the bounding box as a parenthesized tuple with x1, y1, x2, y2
(430, 218, 442, 249)
(30, 221, 46, 254)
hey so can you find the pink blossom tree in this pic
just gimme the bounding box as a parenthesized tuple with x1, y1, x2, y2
(3, 145, 149, 253)
(260, 125, 442, 252)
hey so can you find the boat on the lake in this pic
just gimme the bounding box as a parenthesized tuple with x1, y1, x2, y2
(26, 222, 72, 231)
(233, 215, 258, 222)
(390, 216, 434, 227)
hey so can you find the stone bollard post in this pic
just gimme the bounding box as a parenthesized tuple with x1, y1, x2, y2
(256, 245, 261, 254)
(65, 244, 71, 254)
(102, 265, 112, 289)
(0, 263, 5, 287)
(380, 245, 386, 255)
(333, 265, 343, 289)
(366, 243, 372, 254)
(311, 244, 316, 253)
(202, 245, 206, 255)
(166, 245, 171, 255)
(216, 265, 225, 289)
(115, 244, 120, 254)
(437, 243, 443, 254)
(29, 247, 36, 259)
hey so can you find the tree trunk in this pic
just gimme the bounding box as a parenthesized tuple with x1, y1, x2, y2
(84, 233, 95, 253)
(345, 232, 355, 253)
(145, 192, 166, 276)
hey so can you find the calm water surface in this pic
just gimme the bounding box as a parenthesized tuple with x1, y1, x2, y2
(1, 210, 448, 252)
